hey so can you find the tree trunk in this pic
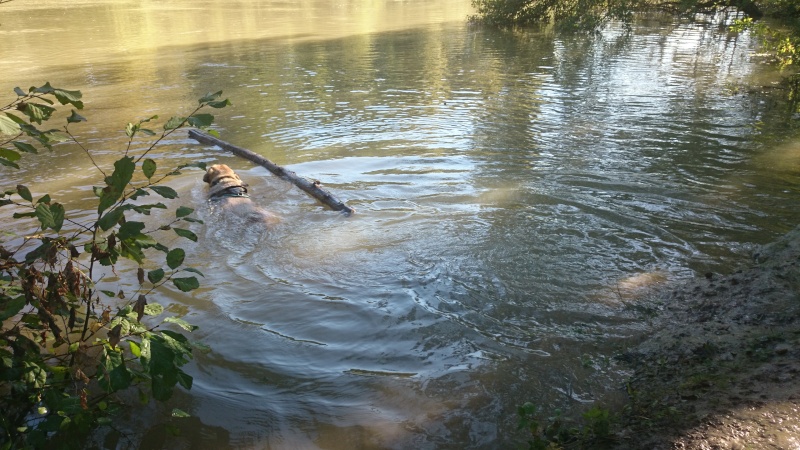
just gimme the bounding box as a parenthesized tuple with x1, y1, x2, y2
(188, 129, 355, 215)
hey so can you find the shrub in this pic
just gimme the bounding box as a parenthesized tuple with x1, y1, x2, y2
(0, 83, 229, 449)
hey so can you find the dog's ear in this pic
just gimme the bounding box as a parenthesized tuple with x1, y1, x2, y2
(203, 165, 220, 183)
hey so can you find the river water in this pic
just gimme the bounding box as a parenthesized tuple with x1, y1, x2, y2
(2, 1, 800, 448)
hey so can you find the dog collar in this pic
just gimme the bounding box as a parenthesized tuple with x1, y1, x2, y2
(210, 176, 239, 187)
(209, 185, 250, 200)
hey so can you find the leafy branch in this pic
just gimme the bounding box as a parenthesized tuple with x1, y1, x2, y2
(0, 83, 230, 449)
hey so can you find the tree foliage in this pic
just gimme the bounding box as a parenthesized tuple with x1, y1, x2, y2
(470, 0, 800, 70)
(470, 0, 640, 30)
(0, 84, 230, 449)
(731, 6, 799, 68)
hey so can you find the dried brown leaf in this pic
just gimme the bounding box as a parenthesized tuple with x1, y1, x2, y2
(134, 294, 147, 322)
(108, 324, 122, 348)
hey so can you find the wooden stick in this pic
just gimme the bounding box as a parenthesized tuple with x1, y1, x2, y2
(188, 129, 354, 215)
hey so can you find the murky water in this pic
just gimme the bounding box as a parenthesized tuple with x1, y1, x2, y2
(3, 1, 800, 448)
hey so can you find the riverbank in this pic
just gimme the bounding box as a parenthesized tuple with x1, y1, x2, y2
(612, 226, 800, 449)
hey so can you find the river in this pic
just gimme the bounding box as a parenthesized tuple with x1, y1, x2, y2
(2, 1, 800, 448)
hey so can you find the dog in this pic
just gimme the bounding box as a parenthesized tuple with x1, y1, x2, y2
(203, 164, 280, 225)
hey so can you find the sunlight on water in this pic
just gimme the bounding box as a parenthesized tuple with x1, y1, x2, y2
(2, 1, 800, 448)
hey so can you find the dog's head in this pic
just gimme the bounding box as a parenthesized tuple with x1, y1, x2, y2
(204, 164, 250, 199)
(203, 164, 242, 186)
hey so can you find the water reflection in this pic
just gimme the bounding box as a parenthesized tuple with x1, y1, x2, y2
(3, 2, 800, 449)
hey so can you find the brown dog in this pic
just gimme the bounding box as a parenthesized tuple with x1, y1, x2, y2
(203, 164, 279, 225)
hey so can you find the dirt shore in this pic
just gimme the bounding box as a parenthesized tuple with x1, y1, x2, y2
(612, 227, 800, 449)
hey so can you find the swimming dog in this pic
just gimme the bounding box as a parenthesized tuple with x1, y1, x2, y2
(203, 164, 280, 225)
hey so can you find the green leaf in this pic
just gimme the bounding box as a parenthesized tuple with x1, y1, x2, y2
(12, 141, 38, 154)
(164, 317, 198, 332)
(22, 362, 47, 389)
(143, 303, 164, 316)
(132, 202, 167, 215)
(51, 203, 65, 232)
(98, 157, 135, 214)
(117, 221, 146, 240)
(119, 244, 142, 264)
(43, 130, 70, 143)
(13, 211, 36, 219)
(20, 313, 41, 328)
(132, 234, 158, 247)
(173, 228, 197, 242)
(142, 158, 156, 179)
(173, 277, 199, 292)
(35, 202, 64, 232)
(163, 116, 185, 130)
(16, 184, 32, 202)
(0, 157, 19, 169)
(98, 346, 131, 392)
(199, 91, 223, 103)
(161, 329, 193, 353)
(129, 340, 141, 357)
(187, 114, 213, 128)
(130, 188, 149, 200)
(171, 408, 191, 418)
(119, 235, 156, 264)
(176, 370, 193, 390)
(176, 161, 207, 171)
(97, 205, 129, 231)
(150, 185, 178, 199)
(181, 267, 205, 277)
(207, 98, 231, 109)
(0, 148, 21, 163)
(23, 103, 56, 125)
(0, 114, 22, 135)
(0, 296, 26, 321)
(14, 86, 25, 96)
(144, 332, 194, 401)
(53, 88, 84, 108)
(175, 206, 194, 218)
(5, 112, 27, 125)
(147, 268, 165, 284)
(33, 82, 55, 95)
(166, 248, 185, 269)
(67, 110, 86, 123)
(139, 335, 151, 361)
(151, 373, 176, 401)
(125, 122, 137, 138)
(23, 241, 48, 264)
(191, 340, 212, 354)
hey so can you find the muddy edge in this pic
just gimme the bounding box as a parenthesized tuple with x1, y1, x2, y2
(609, 226, 800, 449)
